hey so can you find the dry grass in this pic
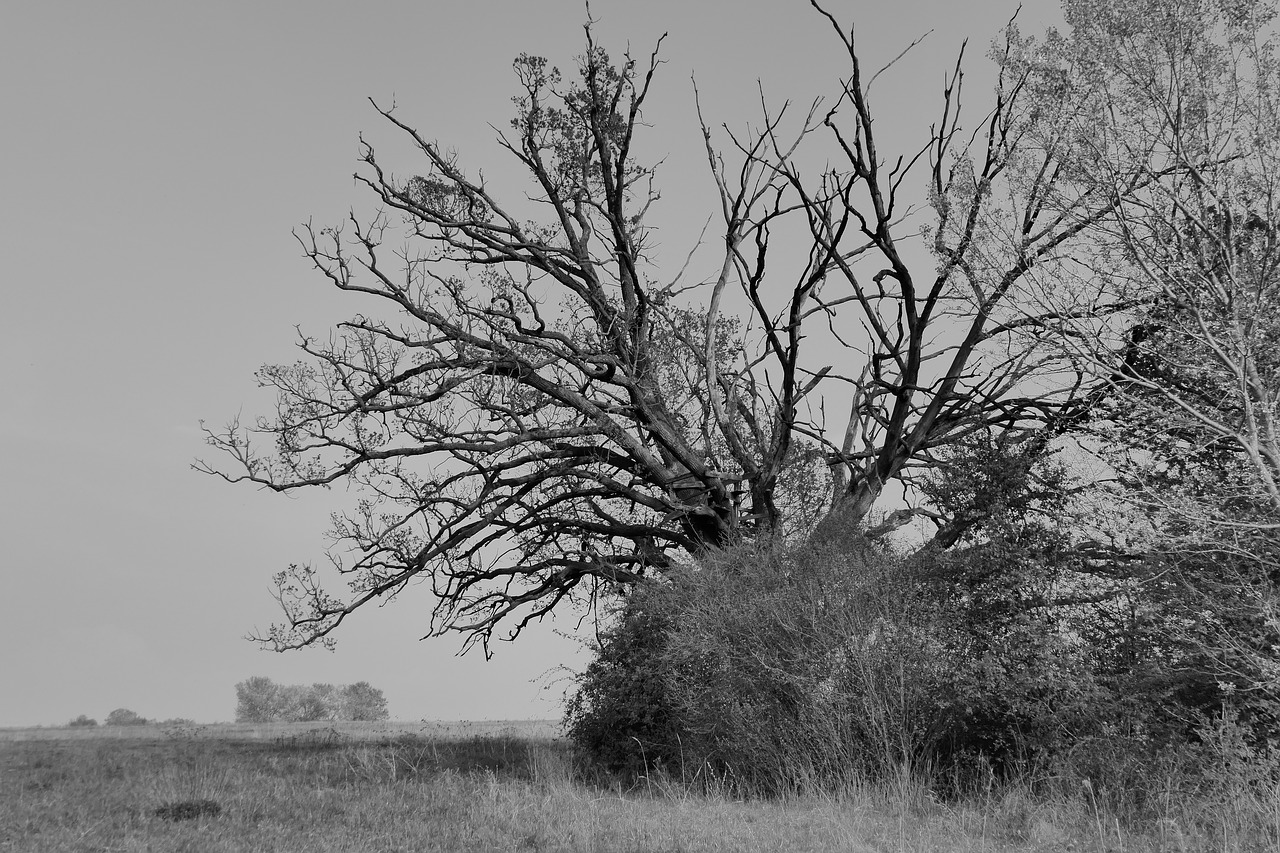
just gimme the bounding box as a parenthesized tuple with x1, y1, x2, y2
(1, 722, 1276, 852)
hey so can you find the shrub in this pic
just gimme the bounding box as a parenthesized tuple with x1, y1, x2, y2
(567, 529, 1117, 793)
(565, 429, 1272, 792)
(153, 799, 222, 821)
(567, 535, 965, 792)
(658, 537, 951, 792)
(564, 591, 682, 778)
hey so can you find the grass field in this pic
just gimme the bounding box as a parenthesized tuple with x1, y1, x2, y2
(1, 721, 1275, 852)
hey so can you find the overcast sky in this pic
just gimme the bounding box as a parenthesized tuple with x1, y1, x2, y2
(0, 0, 1061, 727)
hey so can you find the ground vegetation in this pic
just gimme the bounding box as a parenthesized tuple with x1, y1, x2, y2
(2, 724, 1277, 852)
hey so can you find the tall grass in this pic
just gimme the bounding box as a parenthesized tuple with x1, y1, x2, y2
(1, 723, 1276, 851)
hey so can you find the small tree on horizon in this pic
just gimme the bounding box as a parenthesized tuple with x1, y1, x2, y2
(234, 676, 280, 723)
(341, 682, 389, 722)
(105, 708, 148, 727)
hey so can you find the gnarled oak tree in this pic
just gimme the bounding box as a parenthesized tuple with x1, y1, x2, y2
(199, 3, 1153, 650)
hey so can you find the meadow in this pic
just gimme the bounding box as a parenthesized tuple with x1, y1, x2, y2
(1, 720, 1276, 852)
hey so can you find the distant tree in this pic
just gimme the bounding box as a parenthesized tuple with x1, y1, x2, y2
(105, 708, 148, 726)
(236, 676, 386, 722)
(272, 684, 305, 721)
(297, 683, 339, 722)
(340, 682, 389, 722)
(235, 676, 281, 723)
(67, 715, 97, 728)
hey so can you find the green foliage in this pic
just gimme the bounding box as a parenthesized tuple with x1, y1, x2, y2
(1109, 541, 1280, 747)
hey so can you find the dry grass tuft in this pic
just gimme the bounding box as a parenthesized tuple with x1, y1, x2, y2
(153, 798, 223, 821)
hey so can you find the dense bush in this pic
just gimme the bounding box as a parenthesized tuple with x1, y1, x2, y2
(653, 536, 944, 791)
(565, 525, 1136, 788)
(565, 431, 1280, 795)
(567, 534, 1041, 792)
(563, 594, 682, 777)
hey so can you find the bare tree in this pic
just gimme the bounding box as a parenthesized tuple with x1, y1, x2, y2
(199, 5, 1154, 650)
(696, 2, 1165, 548)
(200, 27, 800, 650)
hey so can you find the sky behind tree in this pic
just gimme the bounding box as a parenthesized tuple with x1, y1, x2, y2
(0, 0, 1059, 726)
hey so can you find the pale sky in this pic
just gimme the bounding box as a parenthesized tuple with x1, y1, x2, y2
(0, 0, 1060, 727)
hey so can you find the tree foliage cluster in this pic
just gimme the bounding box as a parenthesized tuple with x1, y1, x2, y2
(233, 677, 389, 723)
(105, 708, 149, 727)
(201, 0, 1280, 791)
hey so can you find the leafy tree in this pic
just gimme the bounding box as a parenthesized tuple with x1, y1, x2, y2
(296, 683, 339, 722)
(1019, 0, 1280, 521)
(234, 676, 280, 723)
(340, 682, 389, 722)
(273, 684, 312, 721)
(1013, 0, 1280, 733)
(910, 431, 1118, 763)
(105, 708, 148, 726)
